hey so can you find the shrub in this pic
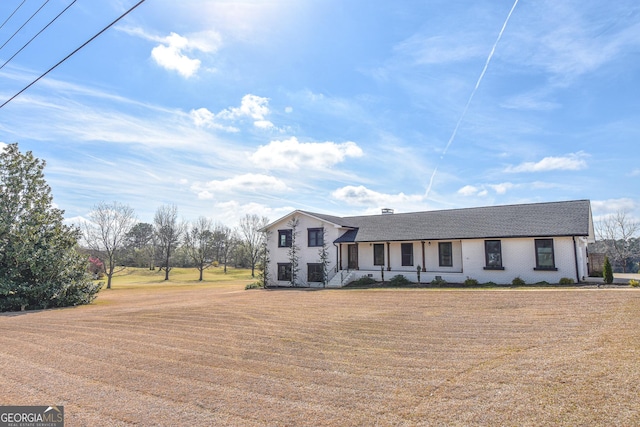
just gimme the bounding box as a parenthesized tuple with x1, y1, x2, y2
(389, 275, 412, 287)
(245, 282, 263, 290)
(603, 256, 614, 284)
(559, 277, 575, 285)
(535, 281, 550, 286)
(482, 281, 497, 287)
(463, 278, 479, 286)
(430, 277, 447, 287)
(629, 279, 639, 288)
(512, 277, 526, 286)
(347, 276, 377, 287)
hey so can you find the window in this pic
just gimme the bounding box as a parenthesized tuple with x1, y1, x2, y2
(535, 239, 556, 270)
(308, 228, 323, 247)
(484, 240, 503, 269)
(439, 242, 452, 267)
(401, 243, 414, 266)
(373, 244, 385, 266)
(278, 229, 292, 247)
(277, 263, 292, 281)
(307, 263, 323, 282)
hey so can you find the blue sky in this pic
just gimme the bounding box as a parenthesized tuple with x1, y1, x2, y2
(1, 0, 639, 226)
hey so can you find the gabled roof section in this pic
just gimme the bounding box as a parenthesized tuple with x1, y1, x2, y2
(335, 200, 593, 243)
(266, 200, 593, 243)
(261, 209, 356, 232)
(267, 200, 593, 243)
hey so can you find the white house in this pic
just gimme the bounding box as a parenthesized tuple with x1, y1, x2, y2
(263, 200, 595, 287)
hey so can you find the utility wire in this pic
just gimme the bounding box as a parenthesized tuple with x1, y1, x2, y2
(0, 1, 78, 71)
(0, 0, 26, 32)
(0, 0, 147, 110)
(0, 0, 51, 52)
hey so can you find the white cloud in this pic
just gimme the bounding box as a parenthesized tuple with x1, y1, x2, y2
(591, 198, 638, 216)
(214, 201, 294, 226)
(505, 152, 588, 173)
(190, 94, 274, 131)
(251, 137, 363, 170)
(191, 173, 289, 199)
(489, 182, 515, 195)
(331, 185, 423, 207)
(150, 31, 221, 78)
(457, 185, 480, 196)
(458, 182, 514, 196)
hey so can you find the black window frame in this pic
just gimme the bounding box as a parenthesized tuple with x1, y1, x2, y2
(439, 242, 453, 267)
(308, 228, 323, 247)
(277, 263, 292, 281)
(401, 243, 414, 266)
(278, 229, 292, 248)
(373, 243, 385, 266)
(534, 238, 557, 270)
(484, 240, 504, 270)
(307, 263, 324, 282)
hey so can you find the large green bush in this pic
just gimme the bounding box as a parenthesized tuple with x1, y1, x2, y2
(0, 144, 101, 311)
(389, 275, 412, 287)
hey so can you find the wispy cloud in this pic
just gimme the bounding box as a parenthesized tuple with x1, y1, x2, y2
(505, 152, 589, 173)
(332, 185, 424, 208)
(457, 182, 515, 197)
(191, 173, 289, 200)
(251, 137, 363, 171)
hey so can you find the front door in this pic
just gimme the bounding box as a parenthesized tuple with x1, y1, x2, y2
(348, 244, 358, 269)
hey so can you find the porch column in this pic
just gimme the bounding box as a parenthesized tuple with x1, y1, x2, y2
(339, 244, 343, 270)
(355, 243, 359, 270)
(386, 241, 391, 271)
(421, 241, 426, 271)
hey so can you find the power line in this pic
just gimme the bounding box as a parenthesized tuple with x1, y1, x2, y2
(0, 1, 78, 72)
(0, 0, 51, 52)
(0, 0, 147, 111)
(0, 0, 26, 32)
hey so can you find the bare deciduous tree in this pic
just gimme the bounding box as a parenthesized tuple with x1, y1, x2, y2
(183, 216, 215, 281)
(213, 223, 238, 274)
(596, 210, 639, 273)
(84, 201, 137, 289)
(154, 204, 184, 281)
(239, 214, 270, 277)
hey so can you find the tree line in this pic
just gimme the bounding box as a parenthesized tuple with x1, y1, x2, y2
(82, 202, 270, 289)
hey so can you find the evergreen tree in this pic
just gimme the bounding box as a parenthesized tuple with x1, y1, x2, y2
(603, 255, 614, 284)
(0, 144, 101, 311)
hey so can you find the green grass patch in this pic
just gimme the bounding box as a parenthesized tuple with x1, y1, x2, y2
(107, 267, 254, 289)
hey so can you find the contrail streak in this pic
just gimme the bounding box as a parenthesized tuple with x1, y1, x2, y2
(425, 0, 519, 199)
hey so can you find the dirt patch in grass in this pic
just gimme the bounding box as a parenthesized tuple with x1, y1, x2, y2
(1, 285, 639, 426)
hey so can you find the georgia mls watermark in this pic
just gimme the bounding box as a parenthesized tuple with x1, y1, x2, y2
(0, 406, 64, 427)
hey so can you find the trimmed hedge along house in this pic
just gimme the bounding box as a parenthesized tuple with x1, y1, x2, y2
(264, 200, 595, 288)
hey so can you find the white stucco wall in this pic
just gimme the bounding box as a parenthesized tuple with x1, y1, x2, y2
(341, 236, 585, 285)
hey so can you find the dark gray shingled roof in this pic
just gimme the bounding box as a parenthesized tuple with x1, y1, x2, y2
(305, 200, 592, 243)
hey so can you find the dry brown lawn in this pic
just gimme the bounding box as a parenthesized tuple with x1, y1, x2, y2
(1, 280, 639, 426)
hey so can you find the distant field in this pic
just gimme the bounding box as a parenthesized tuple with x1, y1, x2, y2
(1, 272, 639, 426)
